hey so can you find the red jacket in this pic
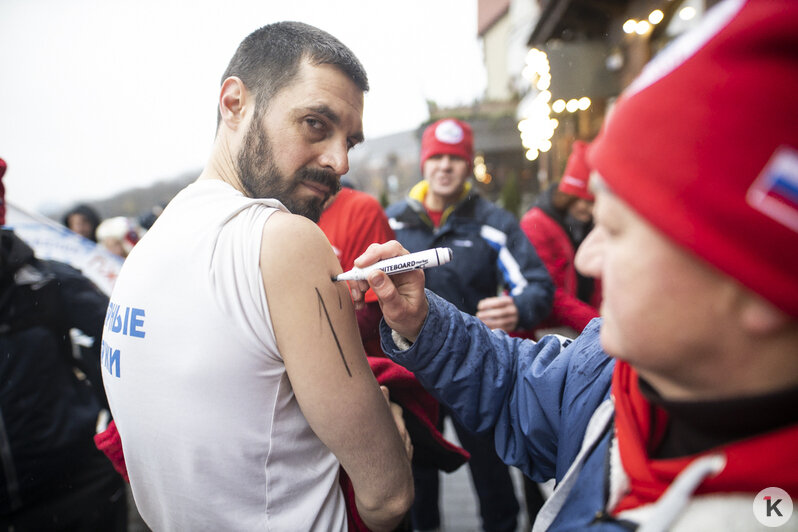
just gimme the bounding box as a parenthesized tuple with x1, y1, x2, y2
(519, 206, 599, 333)
(318, 188, 395, 357)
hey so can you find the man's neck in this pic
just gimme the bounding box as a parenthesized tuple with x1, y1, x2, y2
(423, 191, 459, 212)
(636, 328, 798, 402)
(639, 376, 798, 459)
(199, 140, 245, 195)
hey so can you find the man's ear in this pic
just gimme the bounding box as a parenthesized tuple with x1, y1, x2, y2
(218, 77, 251, 131)
(738, 290, 791, 335)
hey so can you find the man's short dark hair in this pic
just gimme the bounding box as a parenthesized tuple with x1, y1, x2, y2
(217, 21, 369, 128)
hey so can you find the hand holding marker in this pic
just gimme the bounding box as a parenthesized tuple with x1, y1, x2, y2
(333, 248, 453, 282)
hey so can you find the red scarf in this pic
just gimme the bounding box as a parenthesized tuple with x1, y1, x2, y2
(611, 361, 798, 513)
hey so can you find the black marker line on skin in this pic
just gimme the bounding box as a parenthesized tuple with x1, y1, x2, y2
(315, 287, 352, 377)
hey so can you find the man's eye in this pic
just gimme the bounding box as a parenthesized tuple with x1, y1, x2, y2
(306, 117, 324, 130)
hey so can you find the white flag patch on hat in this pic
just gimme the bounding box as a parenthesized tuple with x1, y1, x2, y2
(435, 120, 465, 144)
(625, 0, 744, 98)
(747, 146, 798, 233)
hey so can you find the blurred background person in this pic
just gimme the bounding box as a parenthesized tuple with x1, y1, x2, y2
(137, 204, 165, 232)
(95, 216, 142, 259)
(0, 158, 127, 531)
(518, 140, 600, 340)
(386, 118, 553, 532)
(62, 204, 102, 243)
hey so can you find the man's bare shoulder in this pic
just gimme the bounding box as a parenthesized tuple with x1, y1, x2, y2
(260, 211, 341, 281)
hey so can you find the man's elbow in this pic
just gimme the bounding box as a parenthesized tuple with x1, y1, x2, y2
(357, 473, 414, 531)
(379, 483, 415, 523)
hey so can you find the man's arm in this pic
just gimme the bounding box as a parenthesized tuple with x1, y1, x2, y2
(260, 214, 413, 531)
(356, 242, 613, 481)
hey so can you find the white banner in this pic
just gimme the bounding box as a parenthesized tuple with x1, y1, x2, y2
(4, 201, 123, 296)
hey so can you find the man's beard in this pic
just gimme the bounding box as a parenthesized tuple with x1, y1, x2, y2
(236, 117, 341, 223)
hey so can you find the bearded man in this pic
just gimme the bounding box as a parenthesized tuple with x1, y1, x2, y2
(100, 22, 413, 531)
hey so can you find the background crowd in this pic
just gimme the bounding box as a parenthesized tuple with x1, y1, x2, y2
(2, 1, 796, 530)
(1, 114, 599, 531)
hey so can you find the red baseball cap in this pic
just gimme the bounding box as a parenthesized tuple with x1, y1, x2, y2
(420, 119, 474, 169)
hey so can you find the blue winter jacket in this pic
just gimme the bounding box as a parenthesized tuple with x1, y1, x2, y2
(386, 184, 553, 329)
(381, 290, 628, 530)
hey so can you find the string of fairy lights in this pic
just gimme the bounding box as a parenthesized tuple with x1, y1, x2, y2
(516, 2, 699, 162)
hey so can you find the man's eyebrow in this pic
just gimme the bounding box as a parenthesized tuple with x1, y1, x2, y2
(305, 104, 364, 144)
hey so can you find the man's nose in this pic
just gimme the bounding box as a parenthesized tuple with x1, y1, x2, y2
(318, 139, 349, 176)
(574, 226, 605, 279)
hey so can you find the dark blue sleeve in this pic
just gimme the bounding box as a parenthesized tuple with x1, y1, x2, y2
(47, 260, 110, 407)
(381, 290, 613, 482)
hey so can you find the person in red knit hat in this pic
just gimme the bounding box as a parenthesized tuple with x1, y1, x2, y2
(519, 140, 601, 340)
(355, 0, 798, 529)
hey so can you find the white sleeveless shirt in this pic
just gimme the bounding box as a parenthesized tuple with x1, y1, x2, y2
(101, 180, 346, 531)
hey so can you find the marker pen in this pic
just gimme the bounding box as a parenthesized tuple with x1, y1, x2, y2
(334, 247, 453, 282)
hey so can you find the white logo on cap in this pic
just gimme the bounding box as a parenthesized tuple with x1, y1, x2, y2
(435, 120, 464, 145)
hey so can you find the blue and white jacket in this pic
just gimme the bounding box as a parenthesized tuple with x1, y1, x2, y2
(385, 182, 553, 330)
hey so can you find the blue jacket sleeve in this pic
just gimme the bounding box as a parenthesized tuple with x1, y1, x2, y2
(381, 290, 614, 483)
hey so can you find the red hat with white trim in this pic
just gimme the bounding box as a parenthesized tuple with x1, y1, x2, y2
(588, 0, 798, 318)
(558, 140, 594, 201)
(420, 119, 474, 169)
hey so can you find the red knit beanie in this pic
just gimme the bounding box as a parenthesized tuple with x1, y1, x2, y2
(0, 158, 6, 226)
(588, 0, 798, 318)
(558, 140, 594, 201)
(420, 119, 474, 169)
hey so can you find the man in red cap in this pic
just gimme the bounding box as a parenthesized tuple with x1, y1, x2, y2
(519, 140, 600, 339)
(355, 1, 798, 529)
(386, 118, 554, 532)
